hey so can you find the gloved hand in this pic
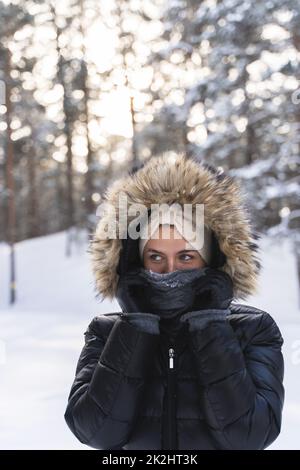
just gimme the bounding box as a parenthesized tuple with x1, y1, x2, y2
(191, 267, 234, 311)
(123, 312, 160, 335)
(179, 268, 233, 331)
(116, 269, 149, 313)
(116, 228, 153, 314)
(116, 270, 160, 334)
(180, 308, 230, 332)
(179, 267, 233, 332)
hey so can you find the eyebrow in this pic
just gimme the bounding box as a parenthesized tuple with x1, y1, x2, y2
(146, 249, 197, 255)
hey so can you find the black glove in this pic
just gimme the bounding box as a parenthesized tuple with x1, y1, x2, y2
(179, 268, 233, 331)
(180, 308, 230, 332)
(116, 270, 160, 334)
(116, 269, 150, 314)
(123, 312, 160, 335)
(191, 267, 234, 311)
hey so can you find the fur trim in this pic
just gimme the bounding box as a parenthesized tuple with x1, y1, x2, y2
(89, 153, 261, 302)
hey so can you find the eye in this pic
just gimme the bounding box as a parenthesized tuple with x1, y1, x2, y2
(149, 254, 163, 262)
(179, 254, 194, 261)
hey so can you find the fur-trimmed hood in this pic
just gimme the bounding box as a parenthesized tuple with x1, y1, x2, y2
(89, 153, 261, 302)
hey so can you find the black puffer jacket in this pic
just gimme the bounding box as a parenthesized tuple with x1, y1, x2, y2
(64, 304, 284, 450)
(64, 154, 284, 450)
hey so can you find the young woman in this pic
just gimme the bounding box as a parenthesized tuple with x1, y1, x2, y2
(64, 153, 284, 450)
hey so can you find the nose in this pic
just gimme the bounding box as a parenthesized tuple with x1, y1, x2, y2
(165, 257, 176, 273)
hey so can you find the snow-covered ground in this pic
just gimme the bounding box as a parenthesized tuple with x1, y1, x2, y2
(0, 231, 299, 449)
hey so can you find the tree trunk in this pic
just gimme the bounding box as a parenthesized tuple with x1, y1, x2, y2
(5, 48, 16, 304)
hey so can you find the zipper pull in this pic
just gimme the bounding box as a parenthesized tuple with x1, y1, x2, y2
(169, 348, 175, 369)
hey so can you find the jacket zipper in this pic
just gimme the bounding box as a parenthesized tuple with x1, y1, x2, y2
(169, 347, 175, 369)
(166, 346, 176, 449)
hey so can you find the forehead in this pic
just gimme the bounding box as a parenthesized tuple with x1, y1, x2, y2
(145, 226, 193, 253)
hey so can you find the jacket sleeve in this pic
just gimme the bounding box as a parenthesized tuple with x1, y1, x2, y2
(182, 309, 284, 450)
(64, 314, 160, 449)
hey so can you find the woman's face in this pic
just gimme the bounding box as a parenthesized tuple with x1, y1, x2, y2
(142, 225, 207, 273)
